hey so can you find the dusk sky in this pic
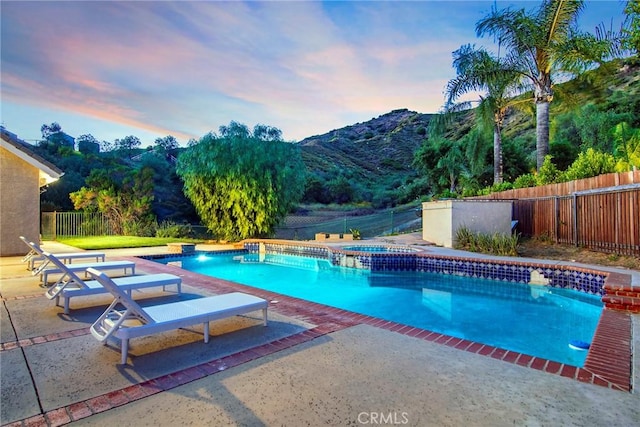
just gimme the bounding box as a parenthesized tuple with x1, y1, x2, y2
(0, 1, 627, 146)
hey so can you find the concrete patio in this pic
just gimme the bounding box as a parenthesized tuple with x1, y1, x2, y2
(1, 238, 638, 426)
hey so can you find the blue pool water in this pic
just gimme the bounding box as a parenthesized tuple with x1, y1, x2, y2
(156, 252, 603, 366)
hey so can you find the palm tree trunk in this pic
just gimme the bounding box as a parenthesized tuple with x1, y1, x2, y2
(493, 123, 503, 184)
(536, 101, 550, 170)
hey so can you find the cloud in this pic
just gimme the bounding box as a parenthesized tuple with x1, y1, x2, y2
(0, 0, 627, 143)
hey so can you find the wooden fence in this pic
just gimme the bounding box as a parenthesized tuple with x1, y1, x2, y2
(474, 172, 640, 256)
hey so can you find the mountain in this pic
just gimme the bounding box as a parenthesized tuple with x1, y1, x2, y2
(296, 59, 640, 204)
(297, 109, 433, 201)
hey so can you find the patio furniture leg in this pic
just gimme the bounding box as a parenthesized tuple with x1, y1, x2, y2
(121, 339, 129, 365)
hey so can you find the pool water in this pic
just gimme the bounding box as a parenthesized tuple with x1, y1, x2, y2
(158, 252, 603, 366)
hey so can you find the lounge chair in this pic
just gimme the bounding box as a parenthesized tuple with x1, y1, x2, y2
(38, 251, 136, 285)
(42, 251, 182, 314)
(87, 268, 268, 364)
(19, 236, 106, 271)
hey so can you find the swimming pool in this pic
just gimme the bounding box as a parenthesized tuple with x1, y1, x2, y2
(152, 250, 603, 367)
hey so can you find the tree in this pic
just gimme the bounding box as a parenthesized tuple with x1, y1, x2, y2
(114, 135, 141, 158)
(477, 0, 619, 170)
(218, 121, 250, 139)
(40, 122, 62, 139)
(327, 175, 354, 204)
(39, 122, 74, 152)
(414, 135, 465, 195)
(99, 139, 115, 152)
(612, 122, 640, 171)
(176, 123, 306, 240)
(76, 134, 100, 155)
(437, 140, 465, 193)
(154, 135, 179, 153)
(444, 44, 523, 184)
(253, 124, 283, 142)
(622, 0, 640, 55)
(70, 167, 156, 236)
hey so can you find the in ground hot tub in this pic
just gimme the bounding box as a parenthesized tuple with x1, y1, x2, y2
(339, 245, 419, 253)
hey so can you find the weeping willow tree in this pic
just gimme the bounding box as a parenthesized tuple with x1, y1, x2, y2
(176, 122, 306, 240)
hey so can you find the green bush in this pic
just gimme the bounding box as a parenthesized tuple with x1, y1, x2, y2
(454, 226, 519, 256)
(124, 219, 157, 237)
(563, 148, 616, 180)
(490, 181, 513, 192)
(156, 220, 193, 238)
(536, 155, 562, 185)
(436, 189, 458, 199)
(513, 173, 537, 189)
(349, 228, 361, 240)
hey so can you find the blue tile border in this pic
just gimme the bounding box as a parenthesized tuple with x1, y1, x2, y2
(142, 241, 608, 297)
(242, 240, 608, 296)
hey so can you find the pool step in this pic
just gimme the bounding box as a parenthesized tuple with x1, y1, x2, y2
(602, 272, 640, 313)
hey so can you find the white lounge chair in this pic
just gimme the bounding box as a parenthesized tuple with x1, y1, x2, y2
(19, 236, 106, 271)
(19, 237, 121, 281)
(38, 254, 136, 285)
(87, 268, 268, 364)
(42, 251, 182, 314)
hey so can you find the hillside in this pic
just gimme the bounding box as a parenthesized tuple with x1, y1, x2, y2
(297, 109, 433, 201)
(34, 59, 639, 221)
(296, 59, 640, 204)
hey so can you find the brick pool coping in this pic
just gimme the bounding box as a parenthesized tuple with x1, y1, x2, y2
(144, 245, 635, 390)
(2, 253, 633, 426)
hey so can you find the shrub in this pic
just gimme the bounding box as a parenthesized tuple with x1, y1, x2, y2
(563, 148, 616, 180)
(124, 219, 156, 237)
(490, 181, 513, 193)
(156, 220, 193, 238)
(436, 189, 458, 199)
(513, 173, 537, 189)
(454, 226, 519, 256)
(349, 228, 361, 240)
(536, 155, 561, 185)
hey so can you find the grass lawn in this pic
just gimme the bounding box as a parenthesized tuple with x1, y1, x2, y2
(56, 236, 205, 250)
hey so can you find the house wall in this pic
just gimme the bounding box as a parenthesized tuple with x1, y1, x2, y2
(0, 147, 40, 256)
(422, 200, 513, 247)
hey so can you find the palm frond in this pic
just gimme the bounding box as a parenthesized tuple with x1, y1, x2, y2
(541, 0, 584, 46)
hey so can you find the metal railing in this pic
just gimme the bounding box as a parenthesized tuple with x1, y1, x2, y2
(273, 206, 422, 240)
(40, 212, 114, 240)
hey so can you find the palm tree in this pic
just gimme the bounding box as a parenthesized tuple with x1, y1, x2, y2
(613, 122, 640, 171)
(621, 0, 640, 55)
(444, 44, 522, 184)
(436, 138, 465, 193)
(477, 0, 619, 170)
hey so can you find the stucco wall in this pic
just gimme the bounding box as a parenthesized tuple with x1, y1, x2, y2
(422, 200, 513, 247)
(0, 147, 40, 256)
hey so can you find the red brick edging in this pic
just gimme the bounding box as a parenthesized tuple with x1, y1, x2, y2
(1, 255, 633, 426)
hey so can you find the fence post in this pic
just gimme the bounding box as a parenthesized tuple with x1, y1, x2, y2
(572, 194, 578, 247)
(554, 197, 559, 244)
(53, 211, 57, 241)
(390, 210, 394, 234)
